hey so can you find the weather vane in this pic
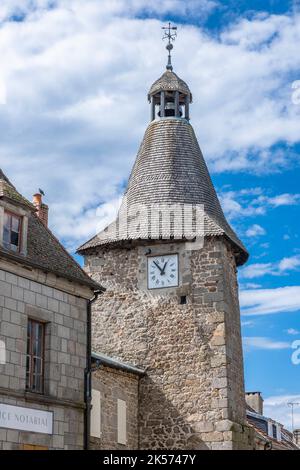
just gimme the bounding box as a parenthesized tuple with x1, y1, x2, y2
(162, 22, 177, 71)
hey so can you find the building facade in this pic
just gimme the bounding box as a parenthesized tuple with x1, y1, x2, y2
(90, 352, 144, 450)
(79, 53, 255, 449)
(0, 170, 99, 450)
(245, 392, 299, 450)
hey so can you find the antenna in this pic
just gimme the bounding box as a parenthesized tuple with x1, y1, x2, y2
(287, 402, 300, 431)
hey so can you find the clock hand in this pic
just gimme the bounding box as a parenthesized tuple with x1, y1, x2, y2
(161, 260, 168, 275)
(153, 261, 163, 274)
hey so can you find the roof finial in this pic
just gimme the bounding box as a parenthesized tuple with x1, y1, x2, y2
(162, 22, 177, 71)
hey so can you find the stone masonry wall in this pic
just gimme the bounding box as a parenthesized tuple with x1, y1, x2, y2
(90, 366, 139, 450)
(85, 237, 253, 450)
(0, 268, 88, 450)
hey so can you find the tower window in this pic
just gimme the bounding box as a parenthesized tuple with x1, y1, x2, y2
(26, 319, 45, 393)
(3, 211, 22, 252)
(180, 295, 187, 305)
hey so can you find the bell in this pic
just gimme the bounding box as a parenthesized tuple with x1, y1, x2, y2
(164, 101, 175, 117)
(157, 98, 183, 118)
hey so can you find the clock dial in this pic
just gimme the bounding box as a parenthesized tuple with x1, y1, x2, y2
(147, 254, 179, 289)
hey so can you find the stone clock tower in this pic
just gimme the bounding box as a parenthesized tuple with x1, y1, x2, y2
(78, 28, 253, 450)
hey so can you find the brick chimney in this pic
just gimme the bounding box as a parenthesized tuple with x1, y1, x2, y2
(293, 429, 300, 446)
(245, 392, 264, 415)
(33, 193, 49, 227)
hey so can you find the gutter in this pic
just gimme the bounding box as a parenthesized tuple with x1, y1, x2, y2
(91, 351, 145, 377)
(84, 288, 105, 450)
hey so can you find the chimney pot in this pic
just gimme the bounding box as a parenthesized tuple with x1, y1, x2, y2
(293, 429, 300, 446)
(32, 192, 49, 227)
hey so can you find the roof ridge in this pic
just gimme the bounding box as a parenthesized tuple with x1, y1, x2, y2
(0, 169, 16, 188)
(0, 178, 36, 211)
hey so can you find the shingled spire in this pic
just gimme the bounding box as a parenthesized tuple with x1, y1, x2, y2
(78, 42, 248, 265)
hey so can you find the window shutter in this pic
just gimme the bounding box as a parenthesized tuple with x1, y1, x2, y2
(0, 340, 6, 364)
(91, 389, 101, 438)
(117, 399, 127, 445)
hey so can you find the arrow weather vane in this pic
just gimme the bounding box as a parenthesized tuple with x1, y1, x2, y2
(162, 22, 177, 71)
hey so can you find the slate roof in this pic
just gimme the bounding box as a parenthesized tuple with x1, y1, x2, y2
(0, 169, 100, 290)
(78, 118, 248, 265)
(92, 351, 145, 376)
(148, 70, 192, 102)
(0, 172, 36, 211)
(246, 409, 299, 450)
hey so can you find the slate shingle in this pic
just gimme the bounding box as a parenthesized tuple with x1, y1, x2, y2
(0, 169, 99, 289)
(78, 118, 248, 266)
(148, 70, 192, 102)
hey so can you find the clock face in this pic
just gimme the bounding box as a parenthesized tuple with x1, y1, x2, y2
(147, 254, 179, 289)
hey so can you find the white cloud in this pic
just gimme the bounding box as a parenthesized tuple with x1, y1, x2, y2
(264, 395, 300, 430)
(242, 283, 262, 289)
(286, 328, 300, 335)
(219, 188, 300, 223)
(245, 224, 266, 237)
(243, 336, 291, 350)
(240, 286, 300, 316)
(279, 256, 300, 271)
(256, 193, 300, 207)
(240, 263, 274, 279)
(241, 320, 255, 327)
(240, 255, 300, 279)
(0, 2, 300, 250)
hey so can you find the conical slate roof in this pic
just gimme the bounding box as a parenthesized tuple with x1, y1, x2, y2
(148, 70, 192, 102)
(78, 119, 248, 265)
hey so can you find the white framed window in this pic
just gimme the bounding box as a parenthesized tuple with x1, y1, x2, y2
(267, 420, 282, 441)
(0, 204, 28, 255)
(3, 211, 22, 252)
(117, 399, 127, 445)
(91, 389, 101, 438)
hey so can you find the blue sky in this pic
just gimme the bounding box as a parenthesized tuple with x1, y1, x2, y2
(0, 0, 299, 427)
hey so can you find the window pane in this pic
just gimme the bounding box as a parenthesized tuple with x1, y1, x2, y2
(3, 212, 21, 252)
(11, 216, 20, 232)
(35, 375, 42, 392)
(3, 227, 10, 246)
(35, 358, 42, 374)
(4, 212, 10, 229)
(26, 371, 30, 389)
(26, 355, 30, 372)
(32, 374, 36, 391)
(26, 319, 44, 393)
(11, 230, 19, 247)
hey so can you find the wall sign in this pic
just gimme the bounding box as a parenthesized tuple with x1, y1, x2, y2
(0, 403, 53, 434)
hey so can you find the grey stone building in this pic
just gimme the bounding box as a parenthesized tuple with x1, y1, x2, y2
(78, 49, 255, 449)
(0, 170, 100, 450)
(90, 352, 144, 450)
